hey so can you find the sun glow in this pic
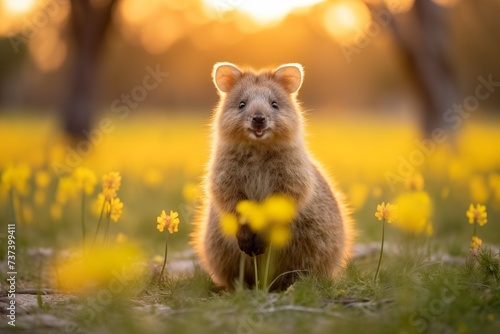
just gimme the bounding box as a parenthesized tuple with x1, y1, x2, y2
(3, 0, 36, 14)
(322, 0, 371, 44)
(204, 0, 324, 24)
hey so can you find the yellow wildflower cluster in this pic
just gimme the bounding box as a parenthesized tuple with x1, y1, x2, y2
(375, 202, 397, 223)
(467, 204, 487, 251)
(52, 167, 97, 220)
(95, 172, 123, 223)
(0, 164, 35, 224)
(73, 167, 97, 195)
(466, 204, 487, 226)
(1, 164, 31, 196)
(102, 171, 122, 200)
(392, 191, 433, 236)
(56, 244, 144, 292)
(470, 236, 482, 250)
(156, 209, 181, 284)
(157, 210, 180, 234)
(34, 170, 51, 206)
(374, 201, 397, 282)
(221, 195, 296, 248)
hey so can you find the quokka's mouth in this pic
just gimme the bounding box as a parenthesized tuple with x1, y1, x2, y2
(249, 128, 267, 138)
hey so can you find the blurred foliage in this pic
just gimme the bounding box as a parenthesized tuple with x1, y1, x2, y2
(1, 0, 500, 110)
(0, 113, 499, 256)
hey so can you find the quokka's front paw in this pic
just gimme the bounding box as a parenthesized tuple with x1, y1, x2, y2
(236, 224, 266, 256)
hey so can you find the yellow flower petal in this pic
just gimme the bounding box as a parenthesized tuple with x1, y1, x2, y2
(236, 200, 267, 231)
(170, 210, 179, 220)
(156, 210, 180, 234)
(221, 213, 239, 237)
(110, 197, 123, 222)
(375, 202, 397, 224)
(269, 225, 291, 248)
(466, 203, 488, 226)
(470, 236, 482, 250)
(35, 170, 51, 189)
(262, 195, 296, 225)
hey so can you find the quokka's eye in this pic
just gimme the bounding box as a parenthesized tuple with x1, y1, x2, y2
(239, 101, 246, 109)
(271, 101, 279, 109)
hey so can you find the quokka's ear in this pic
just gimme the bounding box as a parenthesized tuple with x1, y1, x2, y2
(273, 63, 304, 94)
(212, 62, 242, 93)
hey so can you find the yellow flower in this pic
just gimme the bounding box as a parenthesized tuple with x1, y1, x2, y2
(470, 236, 482, 250)
(35, 170, 51, 189)
(375, 202, 397, 223)
(101, 187, 117, 201)
(466, 204, 487, 226)
(1, 164, 31, 195)
(236, 200, 267, 231)
(56, 176, 78, 204)
(56, 244, 144, 291)
(393, 191, 432, 234)
(262, 195, 296, 225)
(220, 213, 239, 237)
(110, 197, 123, 222)
(268, 225, 291, 247)
(102, 172, 121, 199)
(73, 167, 97, 195)
(157, 210, 180, 234)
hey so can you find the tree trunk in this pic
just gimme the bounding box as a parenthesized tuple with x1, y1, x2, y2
(389, 0, 460, 136)
(61, 0, 117, 138)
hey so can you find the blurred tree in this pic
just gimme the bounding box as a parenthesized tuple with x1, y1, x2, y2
(387, 0, 459, 136)
(62, 0, 118, 137)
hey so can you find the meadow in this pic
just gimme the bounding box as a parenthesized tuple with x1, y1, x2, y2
(1, 111, 500, 334)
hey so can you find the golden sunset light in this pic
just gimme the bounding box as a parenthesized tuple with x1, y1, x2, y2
(1, 0, 499, 332)
(2, 0, 36, 14)
(204, 0, 324, 24)
(322, 0, 371, 43)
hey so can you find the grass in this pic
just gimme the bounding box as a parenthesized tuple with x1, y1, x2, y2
(5, 245, 499, 333)
(0, 111, 500, 333)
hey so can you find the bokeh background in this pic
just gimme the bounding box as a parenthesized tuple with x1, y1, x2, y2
(1, 0, 500, 256)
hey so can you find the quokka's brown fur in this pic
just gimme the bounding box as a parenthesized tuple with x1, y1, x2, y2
(191, 62, 353, 290)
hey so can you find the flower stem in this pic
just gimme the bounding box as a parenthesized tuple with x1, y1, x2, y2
(238, 252, 245, 290)
(9, 188, 16, 225)
(263, 246, 272, 291)
(103, 211, 111, 246)
(81, 190, 86, 255)
(92, 200, 107, 246)
(253, 256, 259, 290)
(158, 232, 168, 285)
(473, 221, 477, 238)
(374, 218, 386, 283)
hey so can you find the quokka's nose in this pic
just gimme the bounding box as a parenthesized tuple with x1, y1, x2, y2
(252, 114, 267, 126)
